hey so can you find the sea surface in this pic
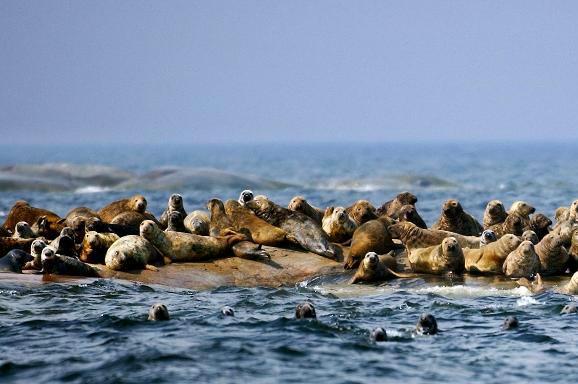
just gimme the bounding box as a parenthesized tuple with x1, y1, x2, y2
(0, 142, 577, 383)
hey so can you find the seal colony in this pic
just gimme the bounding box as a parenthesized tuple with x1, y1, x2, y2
(1, 192, 578, 296)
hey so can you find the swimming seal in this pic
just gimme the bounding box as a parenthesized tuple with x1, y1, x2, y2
(432, 199, 483, 236)
(370, 327, 388, 342)
(148, 303, 170, 321)
(98, 194, 147, 223)
(415, 313, 438, 335)
(502, 240, 540, 278)
(295, 302, 316, 319)
(502, 316, 519, 330)
(408, 237, 464, 275)
(245, 196, 340, 259)
(321, 206, 357, 243)
(288, 196, 324, 224)
(463, 234, 521, 274)
(221, 306, 235, 317)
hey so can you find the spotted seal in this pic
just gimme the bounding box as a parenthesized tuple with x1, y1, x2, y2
(321, 206, 357, 243)
(502, 240, 540, 278)
(104, 235, 164, 271)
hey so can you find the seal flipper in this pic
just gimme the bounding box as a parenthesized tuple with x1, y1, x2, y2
(385, 267, 419, 279)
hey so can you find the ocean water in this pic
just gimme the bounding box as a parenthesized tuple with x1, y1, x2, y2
(0, 142, 577, 383)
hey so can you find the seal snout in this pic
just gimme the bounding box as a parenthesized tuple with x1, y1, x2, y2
(239, 190, 254, 205)
(370, 327, 387, 342)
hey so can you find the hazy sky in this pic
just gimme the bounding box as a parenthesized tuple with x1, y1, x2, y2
(1, 1, 578, 144)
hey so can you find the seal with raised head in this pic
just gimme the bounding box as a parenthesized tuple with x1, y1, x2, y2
(41, 248, 99, 277)
(165, 211, 187, 233)
(483, 200, 507, 228)
(480, 229, 497, 247)
(408, 237, 465, 275)
(0, 250, 33, 273)
(502, 240, 540, 278)
(12, 221, 36, 239)
(98, 194, 147, 223)
(288, 196, 323, 224)
(207, 198, 269, 259)
(349, 252, 415, 284)
(502, 316, 519, 330)
(238, 190, 254, 206)
(432, 199, 483, 236)
(487, 213, 524, 238)
(1, 200, 65, 239)
(376, 191, 418, 218)
(159, 194, 187, 229)
(64, 207, 100, 240)
(245, 196, 340, 259)
(370, 327, 387, 342)
(183, 210, 210, 235)
(224, 200, 287, 246)
(521, 230, 539, 245)
(529, 213, 552, 241)
(508, 201, 536, 229)
(388, 221, 480, 251)
(561, 271, 578, 295)
(396, 204, 427, 229)
(534, 233, 569, 276)
(49, 228, 78, 258)
(463, 234, 521, 274)
(105, 235, 164, 271)
(415, 313, 438, 335)
(148, 303, 170, 321)
(345, 217, 399, 270)
(79, 231, 120, 264)
(345, 200, 378, 226)
(140, 220, 246, 262)
(322, 206, 357, 243)
(22, 238, 48, 270)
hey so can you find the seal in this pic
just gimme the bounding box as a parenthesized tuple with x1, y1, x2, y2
(529, 213, 552, 241)
(415, 313, 438, 335)
(140, 220, 246, 262)
(345, 200, 378, 226)
(555, 206, 569, 223)
(64, 207, 100, 240)
(321, 206, 357, 243)
(534, 233, 568, 276)
(516, 273, 544, 294)
(463, 234, 521, 274)
(224, 200, 287, 246)
(49, 229, 78, 258)
(521, 230, 539, 245)
(1, 200, 65, 239)
(110, 210, 159, 227)
(388, 221, 480, 251)
(487, 213, 524, 238)
(508, 201, 536, 229)
(98, 194, 147, 223)
(561, 304, 577, 314)
(0, 237, 35, 259)
(208, 198, 269, 259)
(561, 271, 578, 295)
(376, 191, 418, 218)
(349, 252, 415, 284)
(345, 217, 398, 269)
(12, 221, 36, 239)
(288, 196, 323, 224)
(238, 190, 254, 205)
(221, 306, 235, 317)
(407, 237, 464, 275)
(370, 327, 387, 342)
(79, 231, 120, 264)
(480, 229, 497, 247)
(159, 194, 187, 229)
(148, 303, 170, 321)
(483, 200, 507, 228)
(22, 238, 48, 270)
(396, 204, 427, 229)
(245, 196, 341, 259)
(295, 302, 316, 319)
(502, 240, 540, 278)
(0, 249, 33, 273)
(104, 235, 164, 271)
(41, 247, 99, 277)
(85, 217, 139, 237)
(569, 228, 578, 273)
(183, 210, 210, 236)
(165, 211, 187, 233)
(502, 316, 519, 330)
(432, 199, 483, 236)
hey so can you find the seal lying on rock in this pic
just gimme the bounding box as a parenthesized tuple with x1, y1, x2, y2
(140, 220, 246, 262)
(41, 247, 99, 277)
(85, 217, 139, 237)
(502, 240, 540, 278)
(0, 250, 33, 273)
(464, 234, 521, 274)
(376, 191, 418, 218)
(345, 217, 399, 270)
(322, 206, 357, 243)
(183, 210, 210, 235)
(238, 190, 254, 206)
(159, 194, 187, 229)
(288, 196, 323, 224)
(480, 230, 497, 247)
(349, 252, 416, 284)
(1, 200, 64, 239)
(224, 200, 287, 246)
(105, 235, 164, 271)
(79, 231, 119, 264)
(98, 194, 147, 223)
(110, 211, 159, 227)
(346, 200, 378, 226)
(408, 237, 464, 275)
(23, 239, 48, 270)
(0, 237, 35, 260)
(388, 221, 480, 251)
(432, 199, 483, 236)
(245, 196, 340, 259)
(483, 200, 507, 228)
(12, 221, 36, 239)
(49, 228, 77, 258)
(535, 233, 568, 276)
(64, 207, 100, 240)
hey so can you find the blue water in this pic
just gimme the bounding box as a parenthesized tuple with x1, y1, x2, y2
(1, 143, 577, 383)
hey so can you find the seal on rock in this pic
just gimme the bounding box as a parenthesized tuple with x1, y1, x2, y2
(534, 233, 568, 276)
(480, 229, 497, 247)
(238, 190, 254, 205)
(521, 230, 539, 245)
(104, 235, 164, 271)
(12, 221, 36, 239)
(376, 191, 418, 218)
(85, 217, 139, 237)
(22, 238, 48, 270)
(110, 210, 159, 227)
(41, 247, 99, 277)
(288, 196, 323, 224)
(502, 240, 540, 278)
(64, 207, 100, 240)
(529, 213, 552, 241)
(396, 204, 427, 229)
(79, 231, 120, 264)
(464, 234, 521, 274)
(407, 237, 464, 275)
(508, 201, 536, 229)
(98, 194, 147, 223)
(483, 200, 507, 228)
(183, 210, 210, 235)
(345, 217, 398, 269)
(159, 194, 187, 229)
(346, 200, 378, 226)
(561, 271, 578, 295)
(224, 200, 287, 246)
(165, 211, 187, 233)
(0, 250, 33, 273)
(140, 220, 246, 262)
(487, 213, 524, 238)
(432, 199, 483, 236)
(245, 196, 340, 259)
(349, 252, 415, 284)
(388, 221, 480, 251)
(1, 200, 65, 239)
(0, 237, 35, 260)
(322, 206, 357, 243)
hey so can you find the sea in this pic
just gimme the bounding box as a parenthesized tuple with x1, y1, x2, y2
(0, 142, 577, 383)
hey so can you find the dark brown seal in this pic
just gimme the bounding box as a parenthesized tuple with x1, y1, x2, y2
(85, 217, 139, 237)
(98, 194, 147, 223)
(345, 217, 398, 270)
(396, 204, 427, 229)
(483, 200, 507, 228)
(1, 200, 65, 239)
(0, 237, 35, 259)
(41, 247, 99, 277)
(534, 233, 568, 276)
(432, 199, 483, 236)
(345, 200, 378, 226)
(376, 191, 418, 218)
(529, 213, 552, 241)
(487, 213, 524, 238)
(159, 194, 187, 229)
(388, 221, 480, 251)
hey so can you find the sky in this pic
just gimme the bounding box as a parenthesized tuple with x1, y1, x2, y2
(1, 1, 578, 144)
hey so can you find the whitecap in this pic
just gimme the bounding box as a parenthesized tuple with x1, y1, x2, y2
(74, 186, 111, 194)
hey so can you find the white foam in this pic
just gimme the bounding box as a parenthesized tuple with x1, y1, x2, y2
(74, 186, 111, 194)
(413, 285, 531, 299)
(516, 295, 542, 307)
